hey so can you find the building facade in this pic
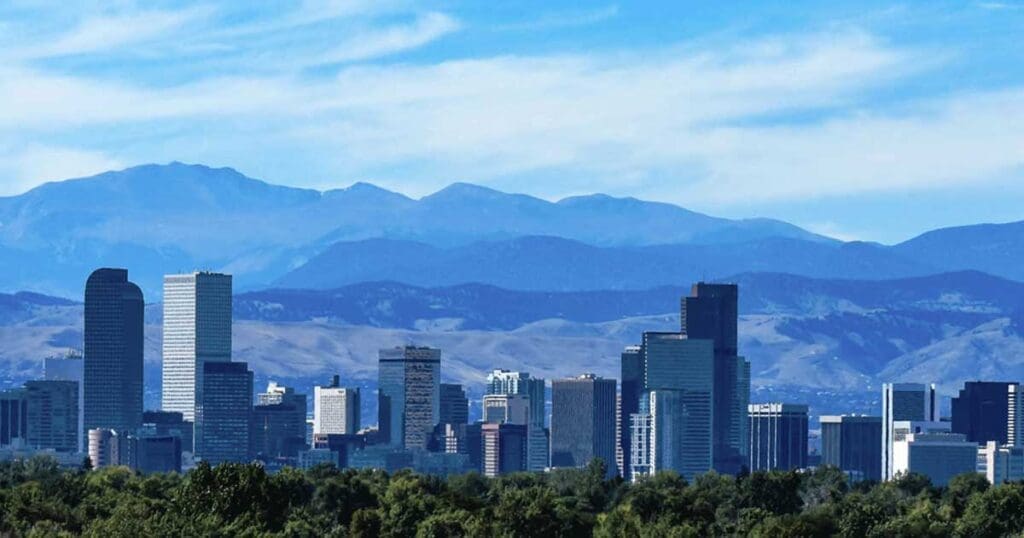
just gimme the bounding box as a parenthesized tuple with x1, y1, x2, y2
(892, 428, 977, 487)
(195, 361, 252, 465)
(486, 369, 548, 471)
(748, 403, 808, 472)
(162, 272, 232, 423)
(84, 268, 144, 441)
(482, 423, 528, 477)
(439, 384, 469, 426)
(551, 374, 616, 475)
(820, 415, 882, 481)
(378, 346, 440, 449)
(44, 355, 84, 452)
(25, 380, 78, 453)
(978, 441, 1024, 484)
(951, 381, 1020, 446)
(314, 376, 360, 435)
(882, 383, 938, 480)
(680, 283, 750, 475)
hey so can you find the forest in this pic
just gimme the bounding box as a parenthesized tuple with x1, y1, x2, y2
(0, 456, 1021, 537)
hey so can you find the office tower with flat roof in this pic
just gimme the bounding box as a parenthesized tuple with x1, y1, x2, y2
(882, 383, 938, 480)
(820, 415, 882, 481)
(551, 374, 616, 475)
(253, 382, 307, 459)
(44, 354, 84, 452)
(84, 268, 144, 439)
(483, 394, 529, 425)
(619, 346, 642, 481)
(195, 361, 252, 465)
(951, 381, 1020, 446)
(486, 369, 548, 471)
(482, 423, 528, 477)
(0, 389, 28, 448)
(25, 380, 78, 453)
(439, 384, 469, 426)
(680, 282, 749, 475)
(162, 272, 232, 424)
(630, 333, 715, 481)
(892, 427, 976, 487)
(378, 346, 441, 449)
(123, 433, 182, 474)
(314, 376, 360, 435)
(748, 403, 809, 472)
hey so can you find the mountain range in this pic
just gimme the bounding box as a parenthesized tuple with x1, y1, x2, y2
(4, 162, 1024, 297)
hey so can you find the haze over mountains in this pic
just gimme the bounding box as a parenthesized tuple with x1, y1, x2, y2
(3, 162, 1023, 296)
(1, 162, 1023, 415)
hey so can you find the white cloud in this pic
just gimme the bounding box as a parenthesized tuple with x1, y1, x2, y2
(315, 12, 460, 64)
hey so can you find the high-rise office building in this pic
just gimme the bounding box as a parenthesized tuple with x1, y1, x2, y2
(44, 354, 84, 452)
(162, 272, 232, 423)
(619, 346, 642, 481)
(486, 369, 548, 471)
(378, 346, 440, 449)
(482, 423, 528, 477)
(551, 374, 616, 475)
(122, 433, 182, 474)
(820, 415, 882, 481)
(84, 268, 144, 440)
(891, 427, 976, 487)
(882, 383, 938, 480)
(951, 381, 1021, 446)
(314, 376, 360, 435)
(195, 361, 252, 465)
(25, 380, 78, 453)
(0, 389, 28, 448)
(748, 403, 808, 472)
(482, 394, 530, 425)
(629, 332, 715, 481)
(439, 384, 469, 426)
(446, 422, 484, 473)
(251, 402, 308, 460)
(680, 283, 750, 475)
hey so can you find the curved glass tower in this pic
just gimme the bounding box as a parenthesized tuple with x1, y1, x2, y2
(83, 268, 144, 439)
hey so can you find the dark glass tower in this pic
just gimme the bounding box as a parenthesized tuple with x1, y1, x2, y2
(821, 415, 882, 481)
(681, 282, 749, 475)
(439, 383, 469, 426)
(84, 268, 144, 439)
(550, 374, 617, 476)
(951, 381, 1019, 445)
(748, 403, 808, 471)
(619, 346, 642, 480)
(195, 361, 253, 464)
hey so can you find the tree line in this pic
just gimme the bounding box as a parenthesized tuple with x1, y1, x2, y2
(0, 456, 1021, 536)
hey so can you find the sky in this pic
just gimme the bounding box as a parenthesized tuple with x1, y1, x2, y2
(0, 1, 1022, 244)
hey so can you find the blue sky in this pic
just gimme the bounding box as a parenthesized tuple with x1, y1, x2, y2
(0, 1, 1022, 243)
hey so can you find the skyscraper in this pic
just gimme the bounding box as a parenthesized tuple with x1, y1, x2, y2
(378, 346, 440, 449)
(891, 426, 976, 487)
(44, 354, 84, 453)
(84, 268, 144, 440)
(680, 283, 749, 475)
(25, 380, 79, 453)
(195, 361, 252, 465)
(251, 382, 307, 460)
(619, 346, 642, 481)
(314, 376, 360, 435)
(748, 403, 808, 472)
(439, 384, 469, 426)
(162, 272, 232, 423)
(820, 415, 882, 481)
(482, 423, 528, 477)
(550, 374, 616, 475)
(486, 369, 548, 471)
(882, 383, 938, 480)
(0, 389, 28, 448)
(482, 394, 530, 425)
(951, 381, 1021, 446)
(630, 333, 715, 481)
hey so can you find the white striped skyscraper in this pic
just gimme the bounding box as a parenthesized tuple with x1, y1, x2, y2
(161, 272, 232, 423)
